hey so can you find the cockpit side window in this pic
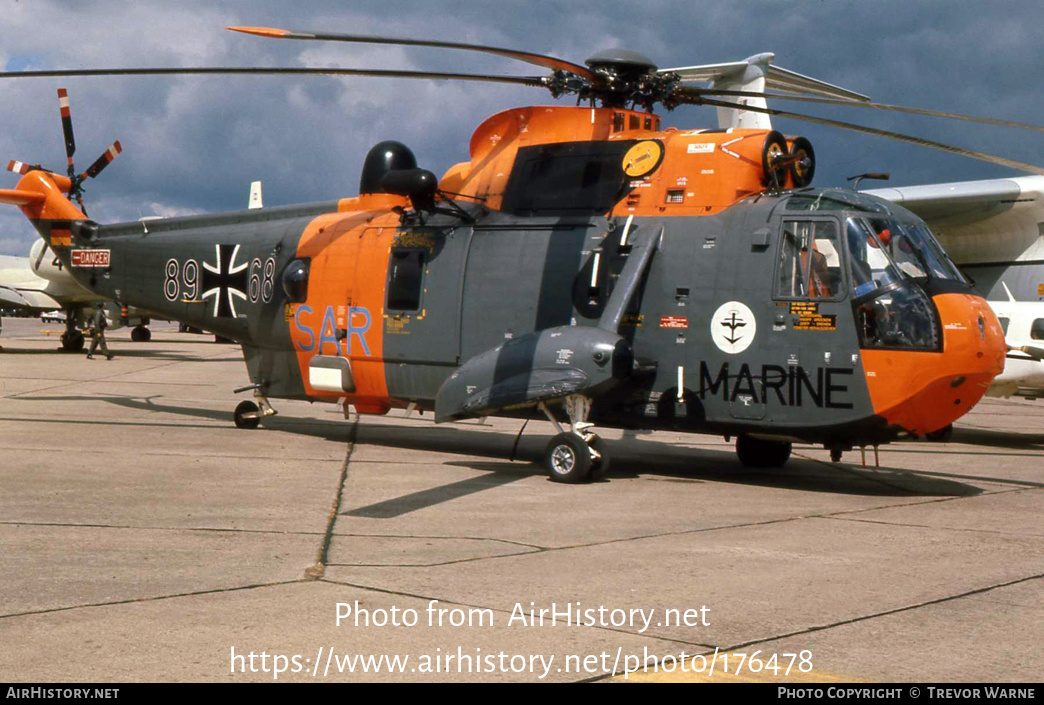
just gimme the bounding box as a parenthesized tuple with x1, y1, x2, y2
(848, 217, 967, 289)
(846, 217, 901, 296)
(776, 220, 843, 300)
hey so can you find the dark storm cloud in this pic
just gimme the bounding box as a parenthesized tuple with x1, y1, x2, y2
(0, 0, 1040, 254)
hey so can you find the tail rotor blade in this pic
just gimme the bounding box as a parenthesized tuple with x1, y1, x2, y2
(57, 88, 76, 175)
(6, 160, 53, 176)
(81, 141, 122, 179)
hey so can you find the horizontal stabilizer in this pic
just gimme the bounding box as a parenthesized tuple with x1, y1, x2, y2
(0, 188, 45, 206)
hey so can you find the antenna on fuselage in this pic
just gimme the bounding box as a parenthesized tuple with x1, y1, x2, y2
(847, 172, 890, 191)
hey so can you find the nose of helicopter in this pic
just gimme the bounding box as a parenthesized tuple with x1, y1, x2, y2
(860, 293, 1006, 437)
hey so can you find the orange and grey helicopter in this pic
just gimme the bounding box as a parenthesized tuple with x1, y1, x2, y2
(0, 28, 1023, 482)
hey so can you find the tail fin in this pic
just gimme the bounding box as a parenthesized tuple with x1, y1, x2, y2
(663, 53, 869, 129)
(248, 180, 263, 209)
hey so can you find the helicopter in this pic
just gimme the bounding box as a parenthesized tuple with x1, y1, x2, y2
(0, 27, 1020, 483)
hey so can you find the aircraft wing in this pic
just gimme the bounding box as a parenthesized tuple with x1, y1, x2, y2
(866, 176, 1042, 226)
(0, 285, 61, 311)
(866, 175, 1044, 286)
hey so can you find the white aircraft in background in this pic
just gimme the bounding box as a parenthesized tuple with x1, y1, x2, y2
(0, 239, 154, 351)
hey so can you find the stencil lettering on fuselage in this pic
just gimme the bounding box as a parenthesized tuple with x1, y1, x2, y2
(293, 304, 372, 357)
(698, 361, 854, 409)
(164, 247, 276, 318)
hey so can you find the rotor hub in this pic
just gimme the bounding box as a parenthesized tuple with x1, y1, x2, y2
(584, 49, 658, 75)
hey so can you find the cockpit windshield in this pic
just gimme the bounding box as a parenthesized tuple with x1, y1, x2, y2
(846, 217, 966, 296)
(845, 217, 946, 351)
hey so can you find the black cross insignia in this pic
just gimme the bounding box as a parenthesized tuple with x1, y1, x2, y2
(201, 244, 249, 318)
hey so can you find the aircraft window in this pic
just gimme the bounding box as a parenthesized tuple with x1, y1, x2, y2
(855, 285, 940, 351)
(281, 259, 310, 303)
(997, 317, 1010, 335)
(386, 250, 425, 311)
(629, 115, 641, 130)
(1032, 319, 1044, 340)
(862, 218, 963, 282)
(613, 113, 625, 132)
(644, 116, 653, 130)
(846, 218, 902, 296)
(776, 220, 843, 299)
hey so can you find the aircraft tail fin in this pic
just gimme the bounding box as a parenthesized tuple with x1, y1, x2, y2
(248, 180, 263, 209)
(664, 53, 870, 130)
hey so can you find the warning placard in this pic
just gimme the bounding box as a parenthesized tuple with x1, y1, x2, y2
(71, 249, 110, 267)
(660, 315, 688, 329)
(789, 302, 836, 331)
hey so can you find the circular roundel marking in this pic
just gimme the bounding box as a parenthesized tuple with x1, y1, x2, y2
(622, 140, 664, 178)
(710, 301, 756, 354)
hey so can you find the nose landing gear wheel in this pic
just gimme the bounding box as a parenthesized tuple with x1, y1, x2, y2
(545, 433, 593, 484)
(234, 400, 261, 429)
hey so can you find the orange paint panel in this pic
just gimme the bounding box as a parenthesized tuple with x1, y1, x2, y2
(862, 293, 1005, 435)
(225, 26, 292, 38)
(444, 105, 774, 218)
(10, 171, 86, 225)
(290, 208, 405, 408)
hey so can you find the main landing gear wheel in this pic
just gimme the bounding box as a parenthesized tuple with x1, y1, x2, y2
(736, 434, 792, 468)
(234, 400, 261, 429)
(545, 432, 593, 484)
(130, 325, 151, 342)
(540, 394, 610, 484)
(60, 330, 85, 352)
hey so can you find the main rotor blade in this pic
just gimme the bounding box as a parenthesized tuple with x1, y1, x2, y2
(81, 141, 122, 179)
(57, 88, 76, 170)
(227, 26, 596, 81)
(0, 66, 545, 87)
(678, 90, 1044, 176)
(683, 87, 1044, 133)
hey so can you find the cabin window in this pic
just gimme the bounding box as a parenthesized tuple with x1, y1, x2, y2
(629, 115, 641, 130)
(281, 258, 310, 303)
(386, 250, 425, 311)
(1032, 318, 1044, 340)
(776, 220, 843, 299)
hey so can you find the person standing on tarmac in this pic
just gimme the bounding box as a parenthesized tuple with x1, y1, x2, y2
(86, 304, 113, 360)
